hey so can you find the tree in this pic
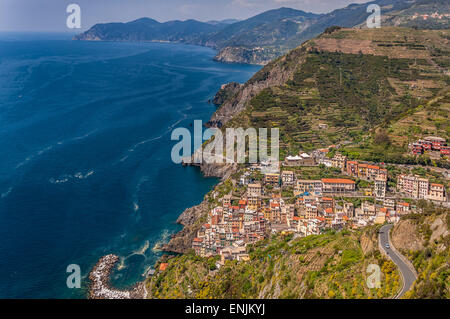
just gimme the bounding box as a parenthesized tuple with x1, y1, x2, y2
(374, 129, 391, 147)
(324, 26, 342, 34)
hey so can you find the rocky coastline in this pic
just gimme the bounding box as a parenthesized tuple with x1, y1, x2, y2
(163, 151, 237, 254)
(88, 147, 237, 298)
(210, 82, 242, 106)
(208, 45, 307, 128)
(154, 51, 298, 258)
(213, 46, 272, 65)
(89, 254, 146, 299)
(87, 71, 248, 298)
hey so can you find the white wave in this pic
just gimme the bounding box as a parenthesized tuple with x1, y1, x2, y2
(117, 257, 127, 271)
(115, 114, 188, 164)
(136, 240, 150, 256)
(72, 129, 98, 141)
(74, 170, 94, 179)
(49, 170, 94, 184)
(1, 187, 12, 199)
(15, 146, 53, 169)
(49, 177, 69, 184)
(142, 266, 152, 277)
(152, 229, 171, 253)
(131, 175, 149, 213)
(123, 240, 150, 260)
(15, 130, 97, 170)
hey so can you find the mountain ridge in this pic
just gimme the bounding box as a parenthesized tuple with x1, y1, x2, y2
(75, 0, 450, 64)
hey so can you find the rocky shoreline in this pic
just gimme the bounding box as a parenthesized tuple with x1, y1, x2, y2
(87, 68, 250, 298)
(88, 158, 234, 298)
(89, 254, 145, 299)
(213, 46, 272, 65)
(164, 153, 236, 254)
(162, 201, 210, 254)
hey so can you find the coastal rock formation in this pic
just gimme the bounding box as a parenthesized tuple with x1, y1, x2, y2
(213, 47, 273, 65)
(182, 147, 238, 179)
(208, 45, 307, 127)
(211, 82, 242, 106)
(89, 254, 145, 299)
(199, 162, 236, 179)
(163, 201, 210, 254)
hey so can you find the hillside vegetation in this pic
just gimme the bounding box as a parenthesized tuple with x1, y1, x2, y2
(146, 228, 401, 299)
(212, 27, 449, 164)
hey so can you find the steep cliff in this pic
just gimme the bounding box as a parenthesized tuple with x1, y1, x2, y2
(162, 201, 210, 254)
(213, 47, 275, 65)
(211, 82, 242, 106)
(208, 27, 449, 163)
(208, 44, 307, 127)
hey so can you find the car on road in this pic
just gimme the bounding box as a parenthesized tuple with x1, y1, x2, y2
(385, 244, 390, 249)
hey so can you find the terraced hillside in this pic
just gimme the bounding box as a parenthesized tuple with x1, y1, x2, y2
(210, 27, 449, 162)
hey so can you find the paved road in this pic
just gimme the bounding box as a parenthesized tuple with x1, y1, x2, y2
(379, 224, 417, 298)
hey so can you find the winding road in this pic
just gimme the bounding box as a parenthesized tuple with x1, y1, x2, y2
(379, 224, 418, 298)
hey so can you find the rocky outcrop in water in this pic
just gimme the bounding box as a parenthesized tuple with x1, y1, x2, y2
(89, 254, 145, 299)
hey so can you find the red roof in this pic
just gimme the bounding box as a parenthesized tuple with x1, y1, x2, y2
(431, 183, 444, 188)
(159, 263, 168, 271)
(325, 208, 333, 214)
(367, 165, 380, 169)
(322, 197, 333, 201)
(321, 178, 355, 184)
(193, 238, 203, 242)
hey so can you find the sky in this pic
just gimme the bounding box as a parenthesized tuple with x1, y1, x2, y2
(0, 0, 372, 32)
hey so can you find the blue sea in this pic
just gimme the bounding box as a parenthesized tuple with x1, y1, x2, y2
(0, 32, 260, 298)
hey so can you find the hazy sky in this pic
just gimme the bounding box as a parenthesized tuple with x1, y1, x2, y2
(0, 0, 372, 32)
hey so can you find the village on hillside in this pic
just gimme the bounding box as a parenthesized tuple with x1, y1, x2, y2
(191, 142, 449, 265)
